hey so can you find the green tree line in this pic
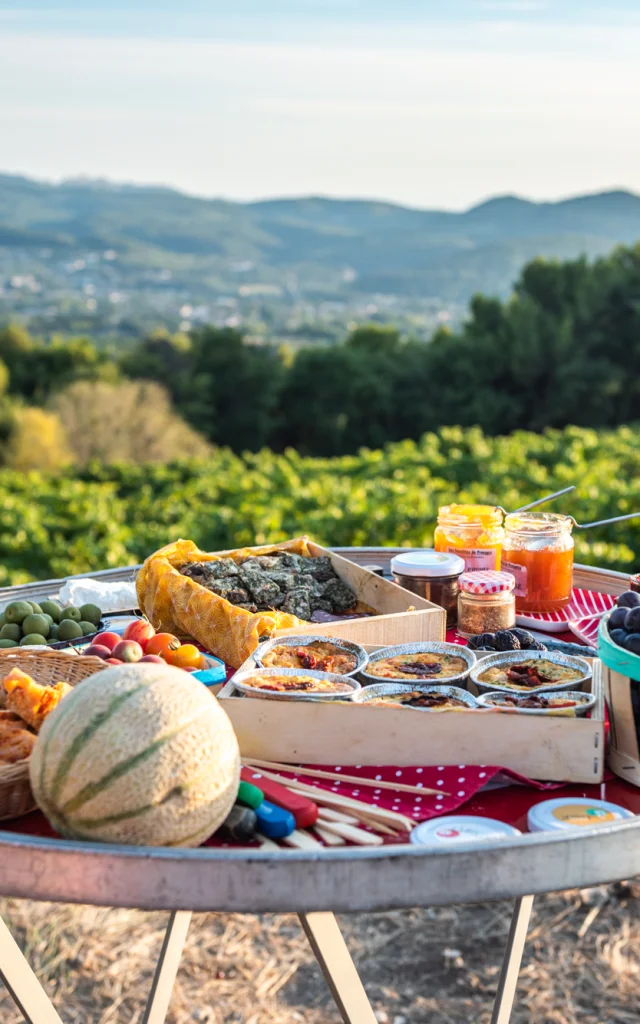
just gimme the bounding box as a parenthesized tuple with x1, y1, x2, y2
(0, 244, 638, 460)
(0, 425, 637, 585)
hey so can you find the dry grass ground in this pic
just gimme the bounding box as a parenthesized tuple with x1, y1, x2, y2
(0, 884, 638, 1023)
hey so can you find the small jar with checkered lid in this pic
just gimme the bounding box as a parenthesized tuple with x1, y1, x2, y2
(457, 570, 516, 637)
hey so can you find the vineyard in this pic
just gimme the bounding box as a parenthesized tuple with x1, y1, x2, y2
(2, 425, 638, 585)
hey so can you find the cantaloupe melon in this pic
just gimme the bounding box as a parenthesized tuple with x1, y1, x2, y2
(29, 663, 240, 847)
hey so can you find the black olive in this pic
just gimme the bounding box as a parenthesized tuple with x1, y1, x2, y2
(475, 646, 496, 651)
(494, 630, 521, 651)
(616, 591, 640, 609)
(527, 640, 547, 650)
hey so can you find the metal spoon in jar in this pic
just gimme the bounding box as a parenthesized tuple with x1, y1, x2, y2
(497, 485, 576, 516)
(567, 510, 640, 530)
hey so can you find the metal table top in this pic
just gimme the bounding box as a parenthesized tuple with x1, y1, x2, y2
(0, 549, 637, 912)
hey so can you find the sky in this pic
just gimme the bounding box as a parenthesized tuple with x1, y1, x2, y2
(1, 1, 639, 209)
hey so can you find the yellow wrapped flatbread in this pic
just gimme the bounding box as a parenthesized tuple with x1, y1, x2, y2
(136, 538, 315, 668)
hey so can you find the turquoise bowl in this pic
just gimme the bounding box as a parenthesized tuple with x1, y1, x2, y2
(598, 612, 640, 682)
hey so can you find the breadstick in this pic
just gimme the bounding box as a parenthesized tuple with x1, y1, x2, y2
(244, 759, 446, 797)
(250, 767, 416, 830)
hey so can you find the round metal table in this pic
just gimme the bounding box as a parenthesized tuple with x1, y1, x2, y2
(0, 551, 637, 1024)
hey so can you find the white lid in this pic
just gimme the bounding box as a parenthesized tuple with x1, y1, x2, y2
(527, 797, 633, 833)
(391, 550, 465, 579)
(410, 815, 521, 846)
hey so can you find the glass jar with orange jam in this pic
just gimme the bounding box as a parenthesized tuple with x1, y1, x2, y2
(502, 511, 574, 613)
(434, 504, 504, 571)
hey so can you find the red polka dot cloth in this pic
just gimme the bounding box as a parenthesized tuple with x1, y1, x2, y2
(242, 763, 559, 826)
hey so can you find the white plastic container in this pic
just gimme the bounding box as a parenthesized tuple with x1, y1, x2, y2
(527, 797, 633, 833)
(410, 815, 521, 846)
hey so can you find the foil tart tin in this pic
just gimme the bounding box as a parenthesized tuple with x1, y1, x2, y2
(359, 641, 476, 687)
(254, 634, 368, 676)
(352, 682, 477, 710)
(231, 666, 360, 702)
(476, 689, 596, 716)
(470, 649, 592, 695)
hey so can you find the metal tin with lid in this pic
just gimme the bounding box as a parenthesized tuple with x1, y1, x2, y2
(410, 816, 521, 847)
(527, 797, 633, 833)
(391, 550, 465, 628)
(457, 570, 516, 637)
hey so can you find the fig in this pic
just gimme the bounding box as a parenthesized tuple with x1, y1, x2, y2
(494, 630, 521, 651)
(509, 629, 537, 649)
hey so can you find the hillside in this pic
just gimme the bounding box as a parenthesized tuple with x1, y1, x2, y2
(1, 174, 640, 338)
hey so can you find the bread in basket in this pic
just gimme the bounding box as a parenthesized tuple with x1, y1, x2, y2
(0, 650, 107, 821)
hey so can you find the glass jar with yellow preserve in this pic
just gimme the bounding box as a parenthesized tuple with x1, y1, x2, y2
(434, 504, 504, 571)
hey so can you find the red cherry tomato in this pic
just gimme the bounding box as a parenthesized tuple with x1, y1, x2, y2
(144, 633, 181, 659)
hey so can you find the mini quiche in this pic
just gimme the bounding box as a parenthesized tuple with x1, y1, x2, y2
(487, 693, 587, 710)
(261, 640, 358, 675)
(366, 652, 469, 681)
(240, 673, 353, 694)
(370, 690, 470, 710)
(478, 658, 583, 691)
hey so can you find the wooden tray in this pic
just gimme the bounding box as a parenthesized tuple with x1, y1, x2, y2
(219, 646, 605, 784)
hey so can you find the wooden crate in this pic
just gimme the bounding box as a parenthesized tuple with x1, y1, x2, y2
(271, 542, 445, 647)
(219, 647, 605, 784)
(604, 663, 640, 786)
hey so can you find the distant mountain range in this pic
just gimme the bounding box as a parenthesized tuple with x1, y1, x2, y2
(1, 173, 640, 332)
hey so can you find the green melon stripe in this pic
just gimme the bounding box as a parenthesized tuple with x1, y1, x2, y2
(72, 801, 163, 829)
(60, 715, 202, 816)
(49, 685, 149, 804)
(71, 764, 229, 830)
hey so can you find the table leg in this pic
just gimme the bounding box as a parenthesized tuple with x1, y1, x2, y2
(490, 895, 534, 1024)
(0, 913, 63, 1024)
(299, 912, 378, 1024)
(142, 910, 192, 1024)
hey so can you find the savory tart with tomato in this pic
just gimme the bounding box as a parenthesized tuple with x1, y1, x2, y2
(477, 658, 583, 691)
(261, 640, 358, 675)
(240, 673, 354, 694)
(366, 652, 469, 681)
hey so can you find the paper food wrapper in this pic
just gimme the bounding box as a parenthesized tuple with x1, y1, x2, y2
(59, 578, 138, 613)
(136, 537, 314, 668)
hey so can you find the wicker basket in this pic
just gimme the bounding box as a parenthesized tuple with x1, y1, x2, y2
(0, 650, 107, 821)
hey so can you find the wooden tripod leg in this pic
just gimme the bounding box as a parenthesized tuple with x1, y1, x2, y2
(0, 913, 64, 1024)
(490, 895, 534, 1024)
(142, 910, 192, 1024)
(299, 912, 378, 1024)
